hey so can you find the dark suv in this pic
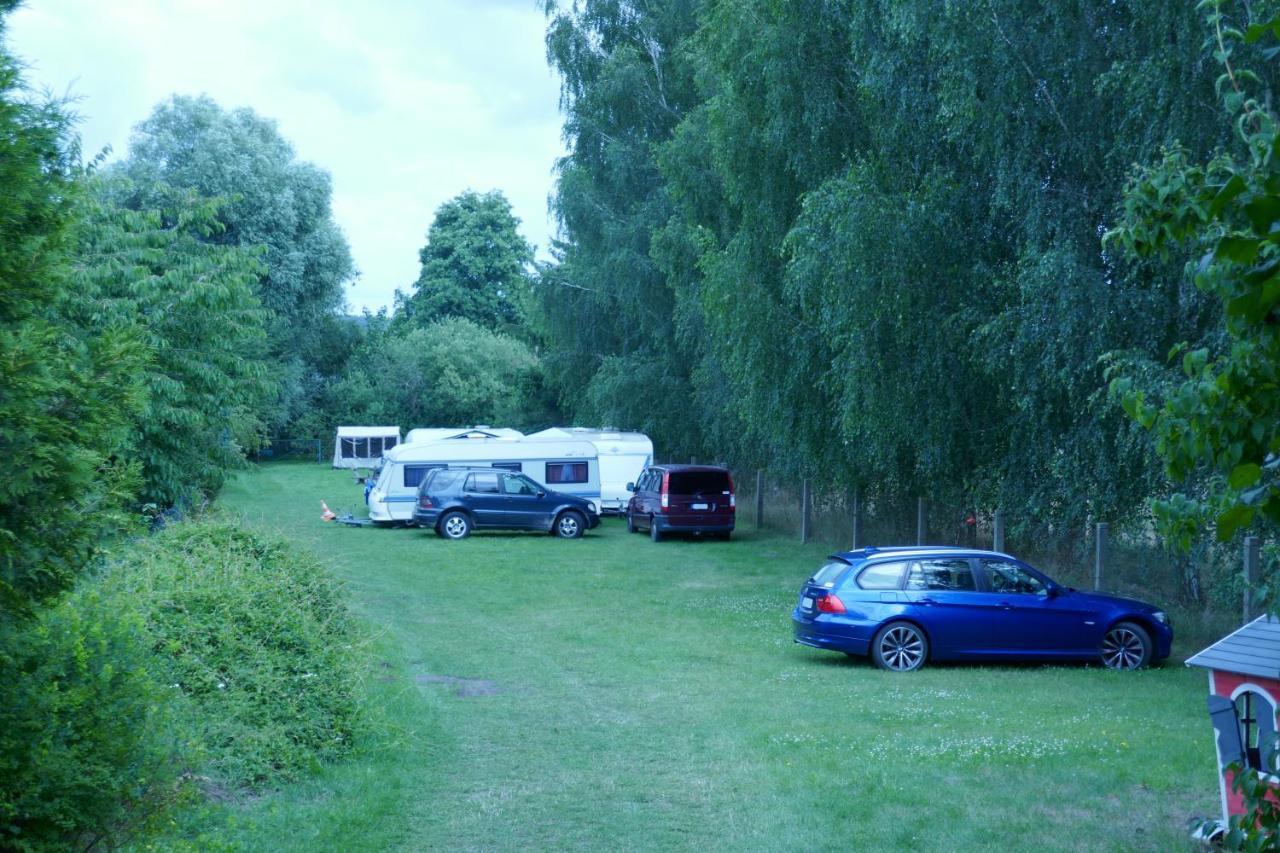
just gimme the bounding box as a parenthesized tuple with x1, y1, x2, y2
(625, 464, 735, 541)
(413, 467, 600, 540)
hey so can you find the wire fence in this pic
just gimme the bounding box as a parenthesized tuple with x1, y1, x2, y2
(730, 468, 1259, 634)
(253, 438, 323, 464)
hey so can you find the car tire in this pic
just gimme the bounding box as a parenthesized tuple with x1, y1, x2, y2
(650, 518, 663, 542)
(871, 621, 929, 672)
(438, 511, 471, 541)
(626, 512, 637, 534)
(555, 510, 585, 539)
(1099, 621, 1153, 670)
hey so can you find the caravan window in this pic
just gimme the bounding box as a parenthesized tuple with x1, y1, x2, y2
(546, 461, 588, 484)
(404, 464, 444, 488)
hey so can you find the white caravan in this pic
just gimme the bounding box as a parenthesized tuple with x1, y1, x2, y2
(525, 428, 653, 514)
(366, 437, 600, 523)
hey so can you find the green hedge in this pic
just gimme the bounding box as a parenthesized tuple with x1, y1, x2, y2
(0, 587, 182, 851)
(106, 519, 360, 789)
(0, 517, 362, 850)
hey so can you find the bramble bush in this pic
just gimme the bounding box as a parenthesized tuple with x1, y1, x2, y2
(105, 518, 360, 789)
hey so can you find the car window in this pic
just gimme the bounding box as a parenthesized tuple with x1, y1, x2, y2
(502, 474, 539, 496)
(466, 471, 501, 494)
(906, 559, 976, 591)
(811, 560, 850, 588)
(981, 560, 1046, 595)
(856, 560, 908, 590)
(425, 469, 464, 493)
(669, 470, 730, 494)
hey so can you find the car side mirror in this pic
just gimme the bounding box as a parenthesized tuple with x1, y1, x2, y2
(1045, 584, 1061, 599)
(626, 482, 635, 492)
(537, 490, 546, 498)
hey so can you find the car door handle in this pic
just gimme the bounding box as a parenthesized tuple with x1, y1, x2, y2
(917, 597, 936, 605)
(998, 601, 1014, 610)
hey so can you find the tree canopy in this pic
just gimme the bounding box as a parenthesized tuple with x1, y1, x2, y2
(0, 14, 145, 616)
(536, 0, 1246, 551)
(114, 95, 355, 432)
(398, 190, 534, 335)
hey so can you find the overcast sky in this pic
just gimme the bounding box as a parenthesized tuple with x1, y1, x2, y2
(7, 0, 565, 313)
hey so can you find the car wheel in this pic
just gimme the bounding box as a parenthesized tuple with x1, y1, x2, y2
(626, 512, 637, 534)
(438, 511, 471, 541)
(1099, 621, 1152, 670)
(650, 518, 663, 542)
(871, 621, 929, 672)
(555, 510, 585, 539)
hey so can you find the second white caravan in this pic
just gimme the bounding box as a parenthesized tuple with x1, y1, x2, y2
(525, 428, 653, 514)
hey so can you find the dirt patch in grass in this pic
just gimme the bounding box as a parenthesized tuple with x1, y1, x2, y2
(415, 673, 504, 697)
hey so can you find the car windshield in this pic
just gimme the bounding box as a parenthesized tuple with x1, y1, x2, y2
(669, 471, 730, 494)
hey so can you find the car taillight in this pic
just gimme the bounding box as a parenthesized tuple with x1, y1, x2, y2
(817, 593, 846, 614)
(660, 472, 670, 512)
(418, 497, 432, 509)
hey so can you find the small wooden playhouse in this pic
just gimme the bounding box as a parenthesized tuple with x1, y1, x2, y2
(1186, 616, 1280, 830)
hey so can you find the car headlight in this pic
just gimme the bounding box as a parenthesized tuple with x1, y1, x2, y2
(1152, 611, 1167, 625)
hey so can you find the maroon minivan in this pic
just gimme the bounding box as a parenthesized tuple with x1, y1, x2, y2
(625, 464, 735, 542)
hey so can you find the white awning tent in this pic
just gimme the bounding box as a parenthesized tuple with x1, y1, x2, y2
(333, 426, 401, 469)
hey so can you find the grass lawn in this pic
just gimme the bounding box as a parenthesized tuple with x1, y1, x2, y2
(189, 462, 1220, 851)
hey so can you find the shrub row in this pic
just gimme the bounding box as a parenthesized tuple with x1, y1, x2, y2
(106, 519, 360, 789)
(0, 517, 360, 850)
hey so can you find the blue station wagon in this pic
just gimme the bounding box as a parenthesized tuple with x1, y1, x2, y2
(792, 546, 1172, 671)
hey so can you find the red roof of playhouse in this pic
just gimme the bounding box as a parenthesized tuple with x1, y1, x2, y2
(1186, 615, 1280, 678)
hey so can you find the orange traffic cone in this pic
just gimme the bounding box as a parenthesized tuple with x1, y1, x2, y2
(321, 500, 336, 521)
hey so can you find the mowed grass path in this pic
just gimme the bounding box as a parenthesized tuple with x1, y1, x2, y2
(211, 464, 1218, 851)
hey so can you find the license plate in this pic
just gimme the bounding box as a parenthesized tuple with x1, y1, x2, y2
(692, 502, 709, 510)
(802, 596, 814, 609)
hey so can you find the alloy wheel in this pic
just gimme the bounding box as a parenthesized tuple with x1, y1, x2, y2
(557, 514, 580, 538)
(443, 515, 469, 539)
(879, 625, 925, 671)
(1100, 626, 1146, 670)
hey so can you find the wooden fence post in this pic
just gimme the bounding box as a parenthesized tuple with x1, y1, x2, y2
(755, 470, 764, 530)
(801, 479, 812, 544)
(1094, 523, 1109, 591)
(1245, 535, 1261, 624)
(917, 498, 926, 545)
(851, 487, 861, 550)
(993, 509, 1005, 553)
